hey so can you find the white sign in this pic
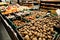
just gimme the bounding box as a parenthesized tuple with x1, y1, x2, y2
(56, 9, 60, 15)
(2, 0, 5, 2)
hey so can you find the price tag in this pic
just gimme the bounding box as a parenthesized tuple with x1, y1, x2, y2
(46, 12, 50, 15)
(56, 9, 60, 16)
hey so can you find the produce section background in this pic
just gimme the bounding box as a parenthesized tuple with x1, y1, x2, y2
(41, 0, 60, 1)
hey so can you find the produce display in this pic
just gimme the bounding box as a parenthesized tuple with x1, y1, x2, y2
(6, 15, 15, 19)
(2, 5, 20, 15)
(22, 10, 47, 21)
(1, 2, 60, 40)
(0, 2, 8, 12)
(18, 16, 60, 40)
(13, 19, 26, 27)
(0, 2, 8, 6)
(15, 12, 23, 16)
(6, 10, 48, 28)
(2, 4, 31, 15)
(0, 6, 7, 10)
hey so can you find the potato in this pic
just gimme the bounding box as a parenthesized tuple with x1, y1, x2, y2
(33, 31, 38, 35)
(38, 38, 42, 40)
(30, 35, 34, 39)
(28, 32, 32, 36)
(23, 31, 28, 35)
(30, 26, 36, 30)
(36, 33, 40, 37)
(42, 38, 46, 40)
(24, 35, 31, 40)
(47, 35, 52, 39)
(32, 37, 37, 40)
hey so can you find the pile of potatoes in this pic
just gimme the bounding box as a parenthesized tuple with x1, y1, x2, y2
(13, 20, 26, 27)
(18, 16, 60, 40)
(24, 11, 47, 20)
(12, 10, 47, 27)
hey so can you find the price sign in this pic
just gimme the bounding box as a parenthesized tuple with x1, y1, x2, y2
(56, 9, 60, 16)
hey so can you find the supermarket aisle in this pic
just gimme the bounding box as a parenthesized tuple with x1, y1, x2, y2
(0, 21, 11, 40)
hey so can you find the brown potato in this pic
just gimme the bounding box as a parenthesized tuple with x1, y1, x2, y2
(38, 38, 42, 40)
(32, 37, 37, 40)
(24, 35, 31, 40)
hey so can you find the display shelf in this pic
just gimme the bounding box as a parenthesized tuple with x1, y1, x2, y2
(41, 4, 60, 7)
(22, 1, 40, 4)
(41, 1, 60, 9)
(41, 1, 60, 3)
(40, 7, 57, 10)
(0, 14, 19, 40)
(41, 3, 55, 6)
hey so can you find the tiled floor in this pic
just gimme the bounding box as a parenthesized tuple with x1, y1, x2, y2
(0, 21, 11, 40)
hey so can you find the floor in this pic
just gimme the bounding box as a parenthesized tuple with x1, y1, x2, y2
(0, 21, 11, 40)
